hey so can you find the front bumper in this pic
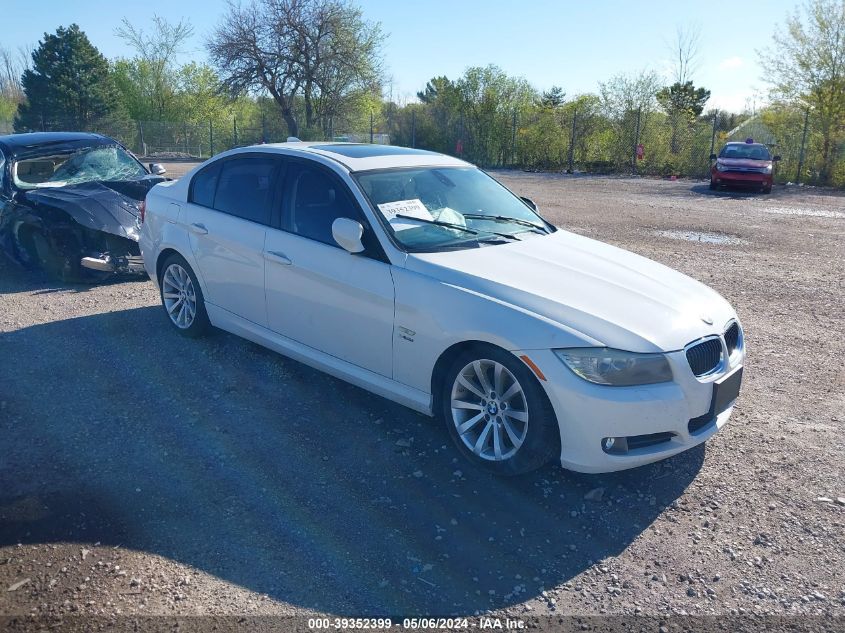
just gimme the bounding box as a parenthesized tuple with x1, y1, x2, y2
(514, 346, 744, 473)
(711, 169, 772, 187)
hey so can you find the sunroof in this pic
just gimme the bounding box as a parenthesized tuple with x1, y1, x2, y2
(315, 144, 439, 158)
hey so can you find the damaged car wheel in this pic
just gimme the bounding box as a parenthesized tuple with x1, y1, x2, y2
(30, 230, 80, 282)
(160, 254, 210, 338)
(29, 229, 111, 283)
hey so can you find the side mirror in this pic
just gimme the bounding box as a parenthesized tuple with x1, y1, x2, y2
(149, 163, 167, 176)
(332, 218, 365, 254)
(773, 155, 782, 162)
(709, 153, 717, 161)
(520, 196, 537, 211)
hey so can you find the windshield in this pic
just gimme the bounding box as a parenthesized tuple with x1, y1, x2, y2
(718, 144, 772, 160)
(355, 166, 551, 252)
(12, 145, 148, 189)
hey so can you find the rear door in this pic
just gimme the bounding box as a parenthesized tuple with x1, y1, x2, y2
(182, 154, 282, 327)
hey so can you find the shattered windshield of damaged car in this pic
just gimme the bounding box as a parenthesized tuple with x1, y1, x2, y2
(12, 146, 147, 189)
(354, 167, 551, 252)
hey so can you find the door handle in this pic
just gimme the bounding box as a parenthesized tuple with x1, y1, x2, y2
(264, 250, 292, 265)
(189, 223, 208, 235)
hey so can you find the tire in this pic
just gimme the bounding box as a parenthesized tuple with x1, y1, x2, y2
(708, 178, 717, 190)
(30, 229, 82, 282)
(159, 253, 210, 338)
(762, 184, 772, 194)
(440, 344, 560, 476)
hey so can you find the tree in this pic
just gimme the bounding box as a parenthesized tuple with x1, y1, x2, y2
(669, 24, 702, 85)
(759, 0, 845, 183)
(115, 15, 194, 120)
(656, 82, 710, 119)
(656, 81, 711, 153)
(599, 70, 662, 121)
(456, 65, 536, 165)
(0, 46, 27, 122)
(207, 0, 384, 138)
(539, 86, 566, 109)
(15, 25, 123, 131)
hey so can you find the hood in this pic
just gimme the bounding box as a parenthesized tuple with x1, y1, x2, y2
(22, 179, 160, 241)
(405, 230, 736, 353)
(717, 157, 771, 168)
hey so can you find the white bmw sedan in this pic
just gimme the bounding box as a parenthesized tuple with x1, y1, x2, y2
(140, 143, 744, 475)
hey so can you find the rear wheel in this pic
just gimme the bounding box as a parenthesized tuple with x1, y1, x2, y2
(159, 253, 210, 338)
(441, 345, 559, 476)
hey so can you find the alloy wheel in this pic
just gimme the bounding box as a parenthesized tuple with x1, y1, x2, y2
(162, 263, 197, 329)
(450, 358, 530, 461)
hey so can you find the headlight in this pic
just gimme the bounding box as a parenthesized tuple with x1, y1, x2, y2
(716, 162, 728, 172)
(763, 164, 773, 173)
(554, 348, 673, 386)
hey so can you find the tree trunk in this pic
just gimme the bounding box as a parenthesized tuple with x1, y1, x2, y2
(820, 125, 832, 185)
(281, 107, 299, 138)
(304, 82, 315, 130)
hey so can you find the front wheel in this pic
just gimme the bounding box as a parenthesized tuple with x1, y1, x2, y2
(709, 178, 717, 190)
(159, 254, 210, 338)
(762, 184, 772, 194)
(441, 345, 560, 476)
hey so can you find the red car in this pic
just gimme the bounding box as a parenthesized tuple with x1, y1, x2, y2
(709, 140, 781, 194)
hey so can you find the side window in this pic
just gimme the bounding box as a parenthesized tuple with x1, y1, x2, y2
(214, 157, 277, 225)
(286, 164, 364, 246)
(190, 163, 220, 208)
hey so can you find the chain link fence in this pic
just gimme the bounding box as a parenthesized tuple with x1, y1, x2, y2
(2, 106, 842, 186)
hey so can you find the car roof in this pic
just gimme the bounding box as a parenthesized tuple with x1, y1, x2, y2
(257, 141, 469, 172)
(0, 132, 114, 158)
(723, 141, 768, 148)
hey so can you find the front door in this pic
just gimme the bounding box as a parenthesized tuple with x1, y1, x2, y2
(264, 160, 394, 377)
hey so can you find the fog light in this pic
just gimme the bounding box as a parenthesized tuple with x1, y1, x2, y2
(602, 436, 629, 455)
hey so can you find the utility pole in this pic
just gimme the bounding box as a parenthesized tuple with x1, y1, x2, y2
(631, 107, 641, 175)
(796, 108, 810, 184)
(568, 109, 577, 174)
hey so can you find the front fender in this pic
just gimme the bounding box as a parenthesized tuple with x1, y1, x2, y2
(391, 267, 599, 394)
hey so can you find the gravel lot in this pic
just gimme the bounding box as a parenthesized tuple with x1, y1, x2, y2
(1, 169, 843, 626)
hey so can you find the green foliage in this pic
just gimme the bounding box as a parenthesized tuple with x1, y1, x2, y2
(656, 82, 711, 120)
(760, 0, 845, 183)
(15, 24, 124, 131)
(539, 86, 566, 109)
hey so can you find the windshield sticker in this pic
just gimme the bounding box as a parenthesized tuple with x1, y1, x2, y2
(377, 199, 433, 222)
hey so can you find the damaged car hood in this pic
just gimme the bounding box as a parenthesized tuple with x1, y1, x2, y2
(406, 229, 736, 353)
(21, 180, 159, 241)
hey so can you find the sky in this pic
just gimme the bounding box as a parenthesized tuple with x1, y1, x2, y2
(2, 0, 799, 113)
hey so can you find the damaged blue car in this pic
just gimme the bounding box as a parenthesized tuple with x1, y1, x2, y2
(0, 132, 167, 282)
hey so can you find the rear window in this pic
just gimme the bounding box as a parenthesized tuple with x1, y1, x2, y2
(214, 158, 276, 224)
(190, 164, 220, 208)
(189, 156, 278, 226)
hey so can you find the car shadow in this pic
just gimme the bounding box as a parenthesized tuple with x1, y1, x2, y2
(0, 256, 146, 295)
(688, 183, 772, 200)
(0, 303, 704, 615)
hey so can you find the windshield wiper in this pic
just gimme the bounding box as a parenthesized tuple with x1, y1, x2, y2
(394, 214, 520, 243)
(462, 213, 548, 233)
(395, 214, 479, 235)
